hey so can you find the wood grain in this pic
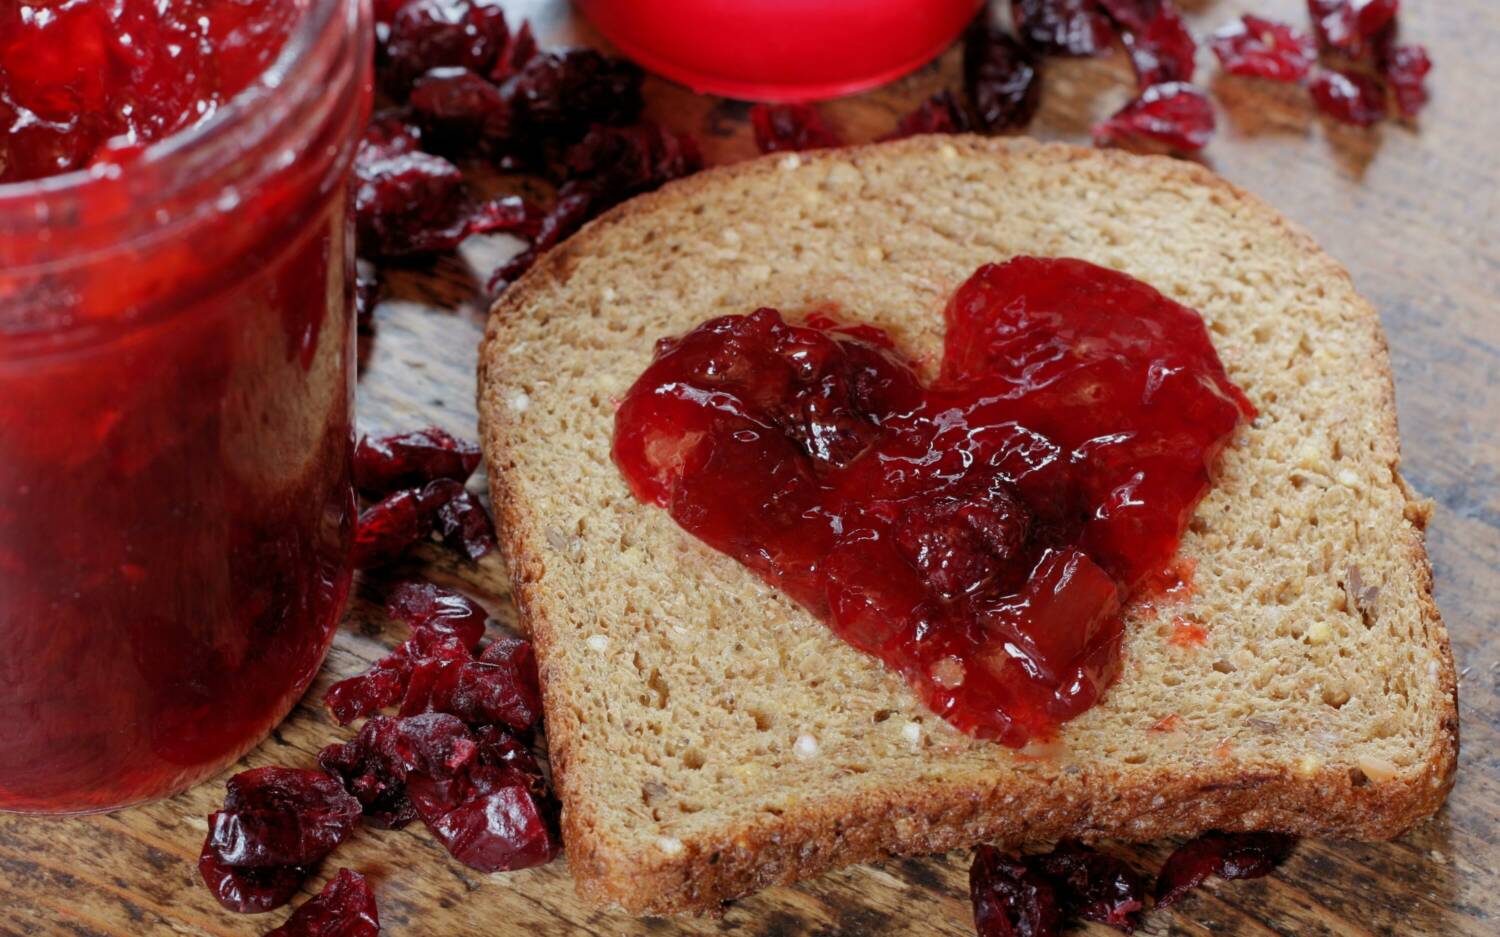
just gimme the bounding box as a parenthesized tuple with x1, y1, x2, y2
(3, 1, 1497, 934)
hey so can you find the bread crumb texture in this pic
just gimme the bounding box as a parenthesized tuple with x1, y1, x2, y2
(478, 137, 1457, 914)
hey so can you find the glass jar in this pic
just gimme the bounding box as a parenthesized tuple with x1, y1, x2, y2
(0, 0, 373, 814)
(576, 0, 983, 102)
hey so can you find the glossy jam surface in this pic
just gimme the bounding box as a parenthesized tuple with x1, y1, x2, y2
(0, 0, 304, 184)
(614, 258, 1253, 745)
(0, 0, 366, 813)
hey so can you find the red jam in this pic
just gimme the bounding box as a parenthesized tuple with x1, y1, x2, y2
(0, 0, 370, 812)
(0, 0, 303, 183)
(613, 258, 1253, 745)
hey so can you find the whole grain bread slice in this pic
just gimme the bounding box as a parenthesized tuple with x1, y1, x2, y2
(477, 136, 1458, 916)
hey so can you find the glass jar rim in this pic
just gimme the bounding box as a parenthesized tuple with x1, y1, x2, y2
(0, 0, 370, 348)
(0, 0, 349, 205)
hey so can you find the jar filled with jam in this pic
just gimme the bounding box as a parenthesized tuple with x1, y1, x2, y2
(0, 0, 373, 813)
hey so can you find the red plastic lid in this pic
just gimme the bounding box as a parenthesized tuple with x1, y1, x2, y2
(576, 0, 983, 102)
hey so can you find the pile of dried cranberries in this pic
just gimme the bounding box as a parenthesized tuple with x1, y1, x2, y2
(198, 426, 552, 934)
(198, 586, 556, 934)
(350, 426, 496, 567)
(970, 832, 1299, 935)
(353, 1, 1432, 323)
(750, 1, 1430, 157)
(351, 0, 705, 314)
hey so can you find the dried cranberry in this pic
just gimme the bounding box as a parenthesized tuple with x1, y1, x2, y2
(352, 488, 427, 568)
(319, 717, 417, 828)
(963, 21, 1042, 132)
(421, 478, 498, 560)
(474, 725, 544, 778)
(1155, 831, 1298, 907)
(374, 0, 410, 28)
(401, 637, 541, 730)
(329, 636, 472, 723)
(384, 0, 513, 96)
(352, 476, 498, 568)
(408, 66, 512, 150)
(1353, 0, 1401, 40)
(1308, 0, 1399, 55)
(564, 121, 705, 195)
(1376, 33, 1432, 117)
(352, 105, 537, 257)
(397, 655, 456, 715)
(970, 846, 1062, 937)
(1030, 841, 1145, 932)
(198, 843, 309, 914)
(414, 630, 476, 663)
(1308, 0, 1355, 50)
(1092, 0, 1156, 33)
(880, 91, 973, 141)
(362, 111, 424, 153)
(391, 713, 482, 778)
(469, 195, 543, 240)
(478, 635, 539, 676)
(485, 201, 579, 291)
(472, 726, 555, 815)
(750, 103, 842, 154)
(265, 869, 379, 937)
(501, 49, 644, 138)
(1307, 67, 1387, 126)
(432, 660, 538, 729)
(1011, 0, 1114, 56)
(205, 767, 362, 869)
(385, 580, 489, 650)
(1093, 81, 1215, 151)
(1210, 15, 1317, 82)
(438, 488, 495, 554)
(488, 19, 538, 82)
(353, 427, 482, 495)
(408, 764, 560, 872)
(325, 606, 477, 726)
(326, 653, 412, 725)
(354, 145, 470, 259)
(488, 122, 702, 293)
(1098, 0, 1197, 87)
(319, 714, 479, 828)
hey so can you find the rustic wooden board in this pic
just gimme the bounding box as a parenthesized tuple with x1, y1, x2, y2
(3, 1, 1498, 934)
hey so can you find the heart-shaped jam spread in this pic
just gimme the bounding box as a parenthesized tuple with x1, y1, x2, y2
(613, 257, 1254, 745)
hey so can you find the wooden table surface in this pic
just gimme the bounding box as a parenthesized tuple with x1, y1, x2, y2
(3, 1, 1497, 934)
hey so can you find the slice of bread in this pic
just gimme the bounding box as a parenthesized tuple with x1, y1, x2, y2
(476, 136, 1458, 916)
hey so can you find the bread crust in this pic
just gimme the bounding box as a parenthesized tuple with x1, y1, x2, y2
(478, 136, 1459, 916)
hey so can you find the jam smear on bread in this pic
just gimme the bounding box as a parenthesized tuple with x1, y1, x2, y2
(613, 257, 1254, 745)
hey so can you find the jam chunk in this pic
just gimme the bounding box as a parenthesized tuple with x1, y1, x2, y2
(613, 258, 1252, 745)
(0, 0, 300, 183)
